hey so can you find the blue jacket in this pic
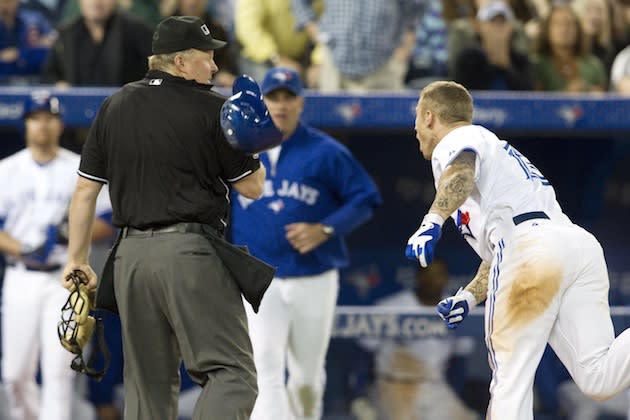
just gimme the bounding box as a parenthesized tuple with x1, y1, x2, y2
(0, 8, 52, 78)
(229, 123, 381, 277)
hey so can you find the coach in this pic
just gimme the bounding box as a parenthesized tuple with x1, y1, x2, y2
(61, 16, 274, 420)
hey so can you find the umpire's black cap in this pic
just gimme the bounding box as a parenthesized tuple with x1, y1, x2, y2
(152, 16, 226, 55)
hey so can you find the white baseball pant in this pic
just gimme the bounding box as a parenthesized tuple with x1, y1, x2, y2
(485, 220, 630, 419)
(245, 269, 339, 420)
(1, 265, 75, 420)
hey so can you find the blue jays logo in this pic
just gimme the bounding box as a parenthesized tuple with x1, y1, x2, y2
(347, 264, 382, 299)
(456, 209, 475, 239)
(272, 70, 294, 83)
(336, 101, 362, 125)
(557, 105, 584, 127)
(268, 199, 285, 214)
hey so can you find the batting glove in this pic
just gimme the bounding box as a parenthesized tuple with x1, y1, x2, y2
(405, 213, 444, 267)
(437, 288, 477, 329)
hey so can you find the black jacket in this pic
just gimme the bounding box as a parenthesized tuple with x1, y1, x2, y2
(41, 11, 153, 86)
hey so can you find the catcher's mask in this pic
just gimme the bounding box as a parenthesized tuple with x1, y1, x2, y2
(57, 270, 110, 381)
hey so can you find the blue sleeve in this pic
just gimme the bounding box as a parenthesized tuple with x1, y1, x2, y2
(320, 145, 382, 236)
(17, 46, 50, 73)
(97, 210, 113, 225)
(15, 11, 52, 74)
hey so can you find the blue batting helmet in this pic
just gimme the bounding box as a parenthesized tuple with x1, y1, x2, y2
(220, 75, 282, 154)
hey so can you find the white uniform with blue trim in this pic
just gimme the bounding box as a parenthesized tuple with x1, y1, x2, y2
(0, 148, 111, 420)
(432, 125, 630, 419)
(361, 290, 477, 420)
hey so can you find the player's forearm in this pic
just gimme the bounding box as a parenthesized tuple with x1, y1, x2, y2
(0, 231, 21, 257)
(429, 151, 476, 220)
(464, 261, 490, 305)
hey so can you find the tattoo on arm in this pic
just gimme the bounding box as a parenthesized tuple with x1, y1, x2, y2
(429, 151, 476, 220)
(465, 261, 490, 304)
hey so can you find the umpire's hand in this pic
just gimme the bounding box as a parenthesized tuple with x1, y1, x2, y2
(285, 222, 331, 254)
(61, 263, 98, 291)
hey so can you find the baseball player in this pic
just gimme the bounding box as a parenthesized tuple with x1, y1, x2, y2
(405, 80, 630, 419)
(0, 91, 112, 420)
(360, 261, 478, 420)
(229, 67, 382, 420)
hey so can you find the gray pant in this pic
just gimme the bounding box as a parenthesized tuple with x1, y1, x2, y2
(113, 231, 257, 420)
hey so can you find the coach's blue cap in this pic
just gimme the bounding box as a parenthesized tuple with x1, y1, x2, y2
(23, 91, 62, 119)
(261, 67, 303, 96)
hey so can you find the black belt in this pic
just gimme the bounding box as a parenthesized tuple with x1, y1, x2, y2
(7, 262, 62, 272)
(121, 222, 221, 238)
(512, 211, 549, 226)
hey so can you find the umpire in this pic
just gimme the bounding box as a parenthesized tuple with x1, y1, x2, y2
(61, 16, 274, 420)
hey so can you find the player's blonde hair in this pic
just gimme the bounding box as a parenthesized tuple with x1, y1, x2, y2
(419, 81, 473, 125)
(147, 49, 197, 72)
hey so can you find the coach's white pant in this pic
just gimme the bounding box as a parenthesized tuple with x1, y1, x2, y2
(485, 221, 630, 419)
(245, 269, 339, 420)
(1, 266, 75, 420)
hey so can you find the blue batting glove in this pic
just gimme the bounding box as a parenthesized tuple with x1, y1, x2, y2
(405, 213, 444, 267)
(436, 288, 477, 329)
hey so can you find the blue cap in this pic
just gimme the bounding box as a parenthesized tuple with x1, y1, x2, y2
(260, 67, 303, 96)
(23, 91, 62, 119)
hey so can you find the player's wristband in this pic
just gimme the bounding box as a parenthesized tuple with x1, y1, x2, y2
(423, 213, 445, 227)
(456, 288, 478, 308)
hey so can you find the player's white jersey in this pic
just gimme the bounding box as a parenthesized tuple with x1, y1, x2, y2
(431, 125, 572, 262)
(0, 148, 111, 265)
(361, 290, 474, 381)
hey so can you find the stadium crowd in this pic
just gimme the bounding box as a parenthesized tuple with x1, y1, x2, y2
(0, 0, 629, 94)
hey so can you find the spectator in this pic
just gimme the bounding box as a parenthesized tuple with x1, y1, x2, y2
(611, 44, 630, 94)
(572, 0, 617, 75)
(172, 0, 237, 88)
(608, 0, 629, 54)
(512, 0, 550, 47)
(61, 0, 162, 28)
(359, 260, 478, 420)
(0, 0, 54, 84)
(442, 0, 476, 22)
(451, 0, 534, 90)
(21, 0, 67, 27)
(234, 0, 316, 83)
(291, 0, 420, 92)
(532, 3, 607, 93)
(405, 0, 449, 89)
(447, 0, 531, 79)
(207, 0, 235, 35)
(41, 0, 153, 87)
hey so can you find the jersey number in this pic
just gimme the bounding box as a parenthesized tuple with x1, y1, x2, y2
(503, 143, 550, 186)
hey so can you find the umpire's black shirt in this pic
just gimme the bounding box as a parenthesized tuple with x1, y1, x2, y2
(78, 69, 260, 233)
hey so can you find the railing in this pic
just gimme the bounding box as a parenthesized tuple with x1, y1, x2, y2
(0, 87, 629, 133)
